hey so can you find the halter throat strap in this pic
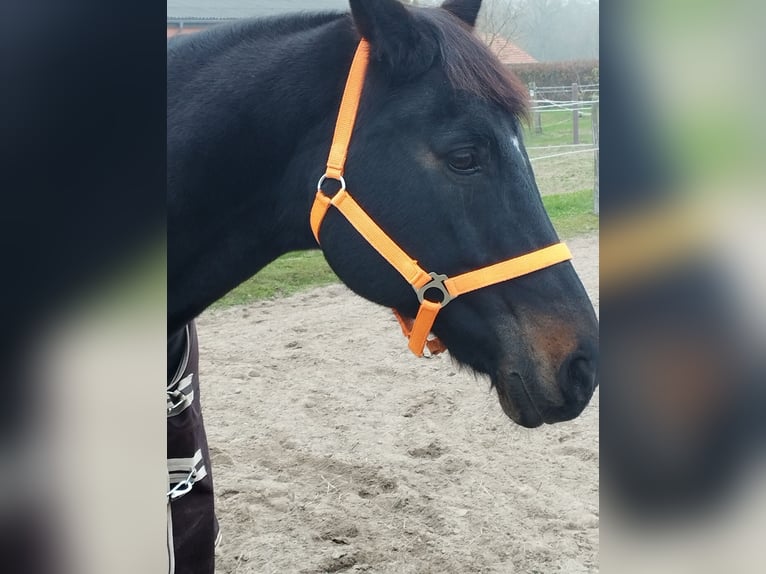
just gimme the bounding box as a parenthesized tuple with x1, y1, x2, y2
(310, 40, 572, 357)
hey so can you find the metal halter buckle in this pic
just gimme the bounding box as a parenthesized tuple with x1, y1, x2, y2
(317, 174, 346, 193)
(167, 467, 197, 501)
(414, 273, 453, 307)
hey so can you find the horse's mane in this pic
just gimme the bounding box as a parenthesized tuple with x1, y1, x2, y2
(169, 7, 528, 121)
(167, 12, 347, 55)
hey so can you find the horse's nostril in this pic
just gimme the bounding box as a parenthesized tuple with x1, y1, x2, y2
(560, 351, 598, 405)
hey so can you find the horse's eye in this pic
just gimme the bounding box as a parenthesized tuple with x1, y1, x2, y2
(447, 149, 479, 174)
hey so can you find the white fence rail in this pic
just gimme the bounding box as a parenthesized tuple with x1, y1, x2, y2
(527, 82, 600, 214)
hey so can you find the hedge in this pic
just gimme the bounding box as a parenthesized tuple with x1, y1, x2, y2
(509, 60, 599, 99)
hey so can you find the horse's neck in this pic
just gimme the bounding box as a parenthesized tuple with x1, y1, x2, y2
(167, 15, 356, 333)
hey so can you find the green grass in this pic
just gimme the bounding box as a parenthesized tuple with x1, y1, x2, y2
(213, 250, 337, 307)
(542, 188, 599, 238)
(522, 109, 595, 147)
(214, 189, 598, 307)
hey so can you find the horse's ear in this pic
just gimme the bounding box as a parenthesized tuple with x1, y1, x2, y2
(349, 0, 430, 72)
(442, 0, 482, 28)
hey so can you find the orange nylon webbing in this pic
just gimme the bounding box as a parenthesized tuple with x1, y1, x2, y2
(311, 190, 431, 288)
(331, 191, 432, 289)
(310, 192, 332, 242)
(407, 300, 443, 356)
(325, 41, 370, 179)
(392, 310, 447, 355)
(444, 243, 572, 297)
(311, 40, 573, 357)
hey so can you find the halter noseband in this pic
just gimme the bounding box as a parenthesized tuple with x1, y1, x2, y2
(310, 40, 572, 357)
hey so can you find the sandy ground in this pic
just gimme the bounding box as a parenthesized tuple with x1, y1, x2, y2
(197, 233, 599, 573)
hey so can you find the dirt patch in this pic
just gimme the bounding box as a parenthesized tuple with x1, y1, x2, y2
(197, 233, 599, 573)
(408, 441, 448, 460)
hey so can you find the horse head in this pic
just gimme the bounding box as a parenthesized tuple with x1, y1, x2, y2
(314, 0, 599, 428)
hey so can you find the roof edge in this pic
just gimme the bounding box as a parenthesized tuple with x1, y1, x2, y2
(167, 17, 239, 24)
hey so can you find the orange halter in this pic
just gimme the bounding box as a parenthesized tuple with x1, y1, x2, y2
(310, 40, 572, 357)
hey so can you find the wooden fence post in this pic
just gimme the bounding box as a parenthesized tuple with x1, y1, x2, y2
(572, 83, 580, 144)
(592, 101, 599, 215)
(530, 82, 542, 134)
(535, 108, 543, 135)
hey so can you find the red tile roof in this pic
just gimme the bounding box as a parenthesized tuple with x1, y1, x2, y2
(481, 35, 538, 65)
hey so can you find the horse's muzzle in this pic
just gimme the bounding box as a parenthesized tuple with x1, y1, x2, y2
(494, 340, 598, 428)
(550, 342, 599, 422)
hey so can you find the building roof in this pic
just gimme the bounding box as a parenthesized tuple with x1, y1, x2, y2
(167, 1, 349, 20)
(167, 3, 537, 64)
(482, 35, 538, 65)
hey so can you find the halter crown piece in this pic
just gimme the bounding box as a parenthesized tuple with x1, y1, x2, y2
(310, 40, 573, 357)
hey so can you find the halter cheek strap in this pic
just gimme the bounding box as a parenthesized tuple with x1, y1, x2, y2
(310, 40, 572, 357)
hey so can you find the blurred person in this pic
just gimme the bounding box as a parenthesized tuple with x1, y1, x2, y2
(599, 0, 765, 531)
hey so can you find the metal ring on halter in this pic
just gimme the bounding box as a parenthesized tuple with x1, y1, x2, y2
(414, 273, 454, 307)
(317, 174, 346, 193)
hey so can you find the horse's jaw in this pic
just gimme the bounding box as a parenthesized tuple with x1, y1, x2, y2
(491, 363, 596, 428)
(492, 372, 545, 428)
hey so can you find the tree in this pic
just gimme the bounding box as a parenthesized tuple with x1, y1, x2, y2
(517, 0, 599, 61)
(402, 0, 599, 62)
(477, 0, 524, 49)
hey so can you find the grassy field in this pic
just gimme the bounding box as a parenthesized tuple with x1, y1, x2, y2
(521, 108, 598, 197)
(213, 250, 339, 306)
(522, 108, 595, 147)
(528, 147, 596, 197)
(541, 188, 599, 238)
(213, 189, 597, 307)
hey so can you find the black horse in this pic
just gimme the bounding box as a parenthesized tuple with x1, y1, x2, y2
(167, 2, 598, 568)
(168, 0, 598, 426)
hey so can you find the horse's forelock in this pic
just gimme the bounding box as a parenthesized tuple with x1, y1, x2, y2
(418, 9, 530, 122)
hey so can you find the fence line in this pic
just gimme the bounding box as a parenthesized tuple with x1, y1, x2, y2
(531, 100, 599, 106)
(531, 102, 598, 111)
(529, 84, 599, 146)
(528, 148, 599, 163)
(526, 81, 599, 213)
(533, 83, 599, 90)
(527, 143, 595, 150)
(592, 101, 600, 214)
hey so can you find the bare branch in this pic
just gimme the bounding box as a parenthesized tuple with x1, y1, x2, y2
(477, 0, 523, 48)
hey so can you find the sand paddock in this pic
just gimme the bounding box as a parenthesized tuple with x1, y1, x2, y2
(197, 233, 599, 573)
